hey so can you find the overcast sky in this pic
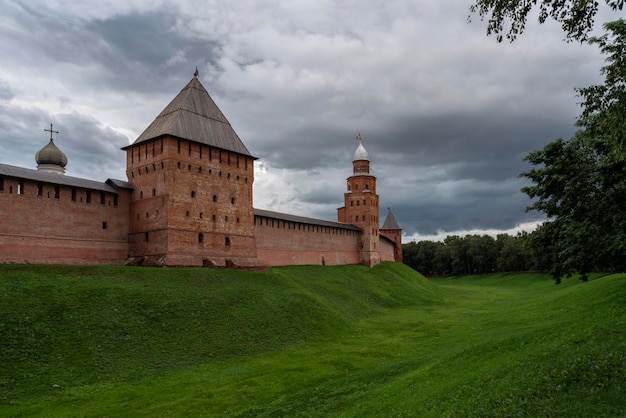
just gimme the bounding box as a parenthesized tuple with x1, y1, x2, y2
(0, 0, 620, 241)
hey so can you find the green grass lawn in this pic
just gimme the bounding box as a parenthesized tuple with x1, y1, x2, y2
(0, 263, 624, 416)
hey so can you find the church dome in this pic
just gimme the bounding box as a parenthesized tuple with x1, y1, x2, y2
(36, 139, 68, 170)
(353, 141, 369, 161)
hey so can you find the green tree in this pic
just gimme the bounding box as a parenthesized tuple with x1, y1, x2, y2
(402, 241, 419, 271)
(417, 240, 440, 276)
(469, 0, 624, 42)
(522, 129, 626, 282)
(433, 242, 452, 275)
(444, 235, 470, 275)
(407, 233, 535, 276)
(496, 233, 530, 272)
(466, 235, 498, 274)
(577, 19, 626, 157)
(402, 240, 441, 275)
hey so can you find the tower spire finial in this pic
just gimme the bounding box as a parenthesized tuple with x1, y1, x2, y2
(356, 133, 362, 142)
(194, 66, 199, 78)
(44, 123, 59, 142)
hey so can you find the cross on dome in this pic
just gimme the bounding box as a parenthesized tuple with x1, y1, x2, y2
(44, 123, 59, 142)
(36, 123, 67, 173)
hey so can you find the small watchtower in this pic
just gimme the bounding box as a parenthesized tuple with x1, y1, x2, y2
(380, 208, 403, 262)
(337, 134, 380, 267)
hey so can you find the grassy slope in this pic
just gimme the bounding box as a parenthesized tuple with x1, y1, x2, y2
(0, 263, 624, 416)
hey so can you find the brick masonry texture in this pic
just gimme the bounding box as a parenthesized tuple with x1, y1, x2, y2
(0, 176, 131, 264)
(254, 215, 361, 266)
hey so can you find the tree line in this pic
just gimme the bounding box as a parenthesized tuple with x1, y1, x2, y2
(402, 233, 534, 276)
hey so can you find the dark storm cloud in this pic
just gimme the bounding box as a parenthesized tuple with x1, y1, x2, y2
(250, 103, 578, 183)
(51, 112, 129, 180)
(297, 177, 345, 205)
(387, 178, 544, 236)
(371, 110, 577, 171)
(86, 12, 223, 92)
(4, 2, 221, 95)
(252, 124, 354, 170)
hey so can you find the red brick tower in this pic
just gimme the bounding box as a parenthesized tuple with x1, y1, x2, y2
(123, 70, 258, 266)
(380, 208, 403, 262)
(337, 134, 380, 267)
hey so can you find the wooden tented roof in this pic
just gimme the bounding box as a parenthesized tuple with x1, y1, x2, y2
(125, 73, 255, 158)
(381, 208, 401, 230)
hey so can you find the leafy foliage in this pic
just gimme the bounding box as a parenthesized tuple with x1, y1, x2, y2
(577, 19, 626, 156)
(521, 133, 626, 281)
(469, 0, 624, 42)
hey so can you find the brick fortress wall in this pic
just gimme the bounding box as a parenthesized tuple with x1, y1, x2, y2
(380, 228, 402, 262)
(0, 175, 131, 264)
(378, 235, 396, 262)
(254, 214, 361, 266)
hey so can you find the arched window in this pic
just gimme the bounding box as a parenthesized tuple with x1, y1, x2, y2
(213, 195, 217, 202)
(198, 233, 204, 243)
(225, 237, 230, 246)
